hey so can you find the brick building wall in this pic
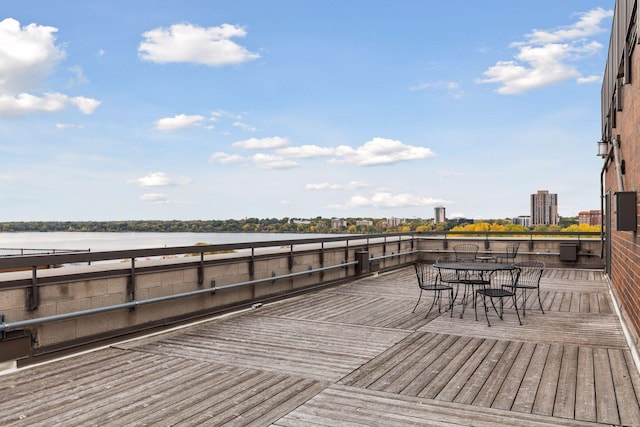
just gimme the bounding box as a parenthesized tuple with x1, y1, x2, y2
(602, 0, 640, 354)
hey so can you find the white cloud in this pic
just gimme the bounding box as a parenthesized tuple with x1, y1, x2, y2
(337, 191, 449, 209)
(304, 180, 368, 190)
(232, 121, 258, 132)
(517, 8, 612, 45)
(140, 193, 169, 203)
(138, 23, 260, 66)
(277, 145, 336, 158)
(68, 96, 101, 114)
(233, 136, 289, 150)
(477, 7, 613, 94)
(332, 137, 435, 166)
(55, 123, 82, 129)
(0, 18, 100, 116)
(252, 153, 297, 169)
(209, 152, 245, 164)
(131, 172, 170, 187)
(0, 92, 100, 116)
(67, 65, 88, 86)
(0, 18, 65, 93)
(129, 172, 190, 187)
(409, 80, 464, 98)
(155, 114, 205, 131)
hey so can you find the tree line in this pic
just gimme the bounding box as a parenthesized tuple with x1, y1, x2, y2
(0, 216, 595, 234)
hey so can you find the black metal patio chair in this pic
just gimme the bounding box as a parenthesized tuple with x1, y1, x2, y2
(508, 261, 545, 316)
(495, 242, 520, 263)
(412, 261, 454, 318)
(453, 243, 479, 262)
(435, 256, 488, 319)
(475, 268, 522, 326)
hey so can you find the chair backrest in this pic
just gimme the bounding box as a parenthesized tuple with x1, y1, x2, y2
(489, 268, 520, 289)
(453, 244, 479, 261)
(502, 243, 520, 260)
(514, 261, 544, 287)
(434, 257, 461, 283)
(413, 261, 439, 289)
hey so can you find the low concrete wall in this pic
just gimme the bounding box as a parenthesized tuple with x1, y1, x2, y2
(0, 234, 603, 366)
(415, 236, 604, 268)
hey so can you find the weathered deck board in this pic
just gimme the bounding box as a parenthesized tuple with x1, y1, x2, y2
(273, 384, 606, 427)
(1, 267, 639, 426)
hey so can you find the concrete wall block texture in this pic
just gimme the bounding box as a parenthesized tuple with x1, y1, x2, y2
(57, 297, 92, 315)
(0, 289, 25, 312)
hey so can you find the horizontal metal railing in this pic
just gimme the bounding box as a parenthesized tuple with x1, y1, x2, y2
(0, 231, 605, 360)
(0, 261, 358, 334)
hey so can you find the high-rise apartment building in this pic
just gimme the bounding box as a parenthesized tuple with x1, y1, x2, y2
(434, 206, 446, 224)
(530, 190, 558, 226)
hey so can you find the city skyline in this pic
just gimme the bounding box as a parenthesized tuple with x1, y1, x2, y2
(0, 1, 613, 221)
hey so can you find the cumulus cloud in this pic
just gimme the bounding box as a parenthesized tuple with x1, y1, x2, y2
(251, 153, 297, 169)
(140, 193, 169, 203)
(335, 191, 449, 209)
(129, 172, 191, 187)
(332, 137, 435, 166)
(155, 114, 206, 131)
(138, 23, 260, 66)
(209, 152, 245, 164)
(232, 121, 258, 132)
(233, 136, 289, 150)
(304, 181, 368, 190)
(0, 18, 100, 116)
(477, 7, 613, 94)
(277, 145, 336, 158)
(210, 137, 434, 171)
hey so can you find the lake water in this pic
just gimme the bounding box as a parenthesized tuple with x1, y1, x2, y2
(0, 232, 340, 253)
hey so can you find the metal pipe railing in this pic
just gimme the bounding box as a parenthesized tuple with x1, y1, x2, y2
(0, 261, 359, 333)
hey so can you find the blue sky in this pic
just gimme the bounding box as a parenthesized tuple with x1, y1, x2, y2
(0, 1, 614, 221)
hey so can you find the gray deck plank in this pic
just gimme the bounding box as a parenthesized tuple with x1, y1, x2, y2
(1, 266, 638, 427)
(575, 346, 597, 422)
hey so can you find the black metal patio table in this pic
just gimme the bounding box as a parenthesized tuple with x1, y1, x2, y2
(433, 261, 517, 319)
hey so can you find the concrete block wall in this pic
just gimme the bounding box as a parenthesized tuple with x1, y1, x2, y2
(0, 244, 378, 359)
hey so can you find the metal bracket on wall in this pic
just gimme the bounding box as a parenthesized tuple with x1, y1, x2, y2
(127, 258, 136, 310)
(26, 266, 39, 311)
(197, 252, 204, 286)
(249, 248, 255, 276)
(210, 279, 216, 295)
(0, 314, 5, 340)
(288, 246, 294, 270)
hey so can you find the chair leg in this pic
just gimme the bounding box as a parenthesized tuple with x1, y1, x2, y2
(513, 296, 522, 325)
(424, 291, 440, 318)
(412, 289, 423, 313)
(537, 289, 545, 314)
(448, 288, 454, 317)
(484, 294, 491, 327)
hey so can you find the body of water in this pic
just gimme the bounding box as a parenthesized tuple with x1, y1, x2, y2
(0, 232, 340, 253)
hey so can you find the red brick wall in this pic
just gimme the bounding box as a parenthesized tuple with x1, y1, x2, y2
(606, 34, 640, 346)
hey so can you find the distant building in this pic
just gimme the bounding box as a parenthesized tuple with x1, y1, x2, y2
(355, 220, 373, 226)
(386, 217, 406, 227)
(579, 210, 602, 226)
(513, 215, 531, 227)
(434, 206, 446, 223)
(530, 190, 558, 226)
(331, 218, 347, 229)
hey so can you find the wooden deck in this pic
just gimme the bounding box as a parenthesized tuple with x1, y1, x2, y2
(1, 267, 639, 426)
